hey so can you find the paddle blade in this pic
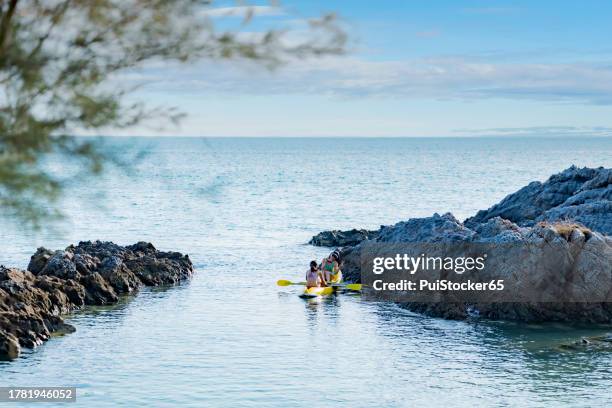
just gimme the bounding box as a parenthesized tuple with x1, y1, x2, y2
(345, 284, 362, 291)
(277, 280, 307, 286)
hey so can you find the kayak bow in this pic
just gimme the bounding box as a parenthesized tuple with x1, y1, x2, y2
(299, 286, 336, 298)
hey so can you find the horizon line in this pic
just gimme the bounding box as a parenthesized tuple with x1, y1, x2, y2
(74, 134, 612, 139)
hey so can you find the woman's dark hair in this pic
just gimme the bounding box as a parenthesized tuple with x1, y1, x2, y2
(331, 249, 341, 262)
(310, 260, 318, 271)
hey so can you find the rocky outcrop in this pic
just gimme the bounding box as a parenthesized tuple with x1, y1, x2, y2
(309, 228, 380, 247)
(314, 166, 612, 323)
(310, 166, 611, 247)
(340, 215, 612, 322)
(1, 241, 193, 360)
(465, 166, 612, 234)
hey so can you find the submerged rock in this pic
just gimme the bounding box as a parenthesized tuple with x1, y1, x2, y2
(558, 334, 612, 351)
(1, 241, 193, 360)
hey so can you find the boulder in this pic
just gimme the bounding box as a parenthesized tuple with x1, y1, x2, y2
(27, 247, 54, 275)
(81, 273, 118, 305)
(38, 251, 79, 280)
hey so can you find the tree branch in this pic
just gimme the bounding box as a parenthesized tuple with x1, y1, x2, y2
(0, 0, 18, 52)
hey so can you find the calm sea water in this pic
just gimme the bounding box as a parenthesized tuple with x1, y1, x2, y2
(1, 137, 612, 407)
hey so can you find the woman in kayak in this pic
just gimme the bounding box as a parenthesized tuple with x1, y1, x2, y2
(306, 260, 327, 288)
(321, 249, 342, 284)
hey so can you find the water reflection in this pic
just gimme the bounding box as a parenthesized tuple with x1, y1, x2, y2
(303, 294, 341, 327)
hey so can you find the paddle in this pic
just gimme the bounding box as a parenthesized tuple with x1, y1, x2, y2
(277, 280, 362, 291)
(276, 279, 306, 286)
(335, 283, 363, 291)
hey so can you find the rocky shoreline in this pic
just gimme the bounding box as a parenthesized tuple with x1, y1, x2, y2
(309, 228, 380, 247)
(0, 241, 193, 360)
(312, 166, 612, 323)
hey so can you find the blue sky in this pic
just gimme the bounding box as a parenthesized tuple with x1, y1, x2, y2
(117, 1, 612, 137)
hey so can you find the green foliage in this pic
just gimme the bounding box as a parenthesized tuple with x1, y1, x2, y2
(0, 0, 346, 227)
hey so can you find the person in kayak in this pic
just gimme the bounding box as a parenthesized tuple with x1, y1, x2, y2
(321, 249, 342, 283)
(306, 260, 327, 288)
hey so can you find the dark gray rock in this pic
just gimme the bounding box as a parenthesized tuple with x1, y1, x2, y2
(377, 213, 475, 243)
(27, 248, 53, 275)
(465, 166, 611, 235)
(0, 331, 20, 360)
(81, 272, 118, 305)
(309, 228, 379, 247)
(471, 217, 527, 243)
(1, 241, 194, 360)
(38, 251, 79, 280)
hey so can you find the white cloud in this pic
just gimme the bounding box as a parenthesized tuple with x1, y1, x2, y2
(128, 55, 612, 105)
(201, 6, 284, 18)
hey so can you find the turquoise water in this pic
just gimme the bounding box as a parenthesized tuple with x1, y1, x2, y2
(1, 137, 612, 407)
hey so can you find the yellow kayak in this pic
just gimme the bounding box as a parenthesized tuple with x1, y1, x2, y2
(300, 272, 343, 298)
(300, 286, 336, 298)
